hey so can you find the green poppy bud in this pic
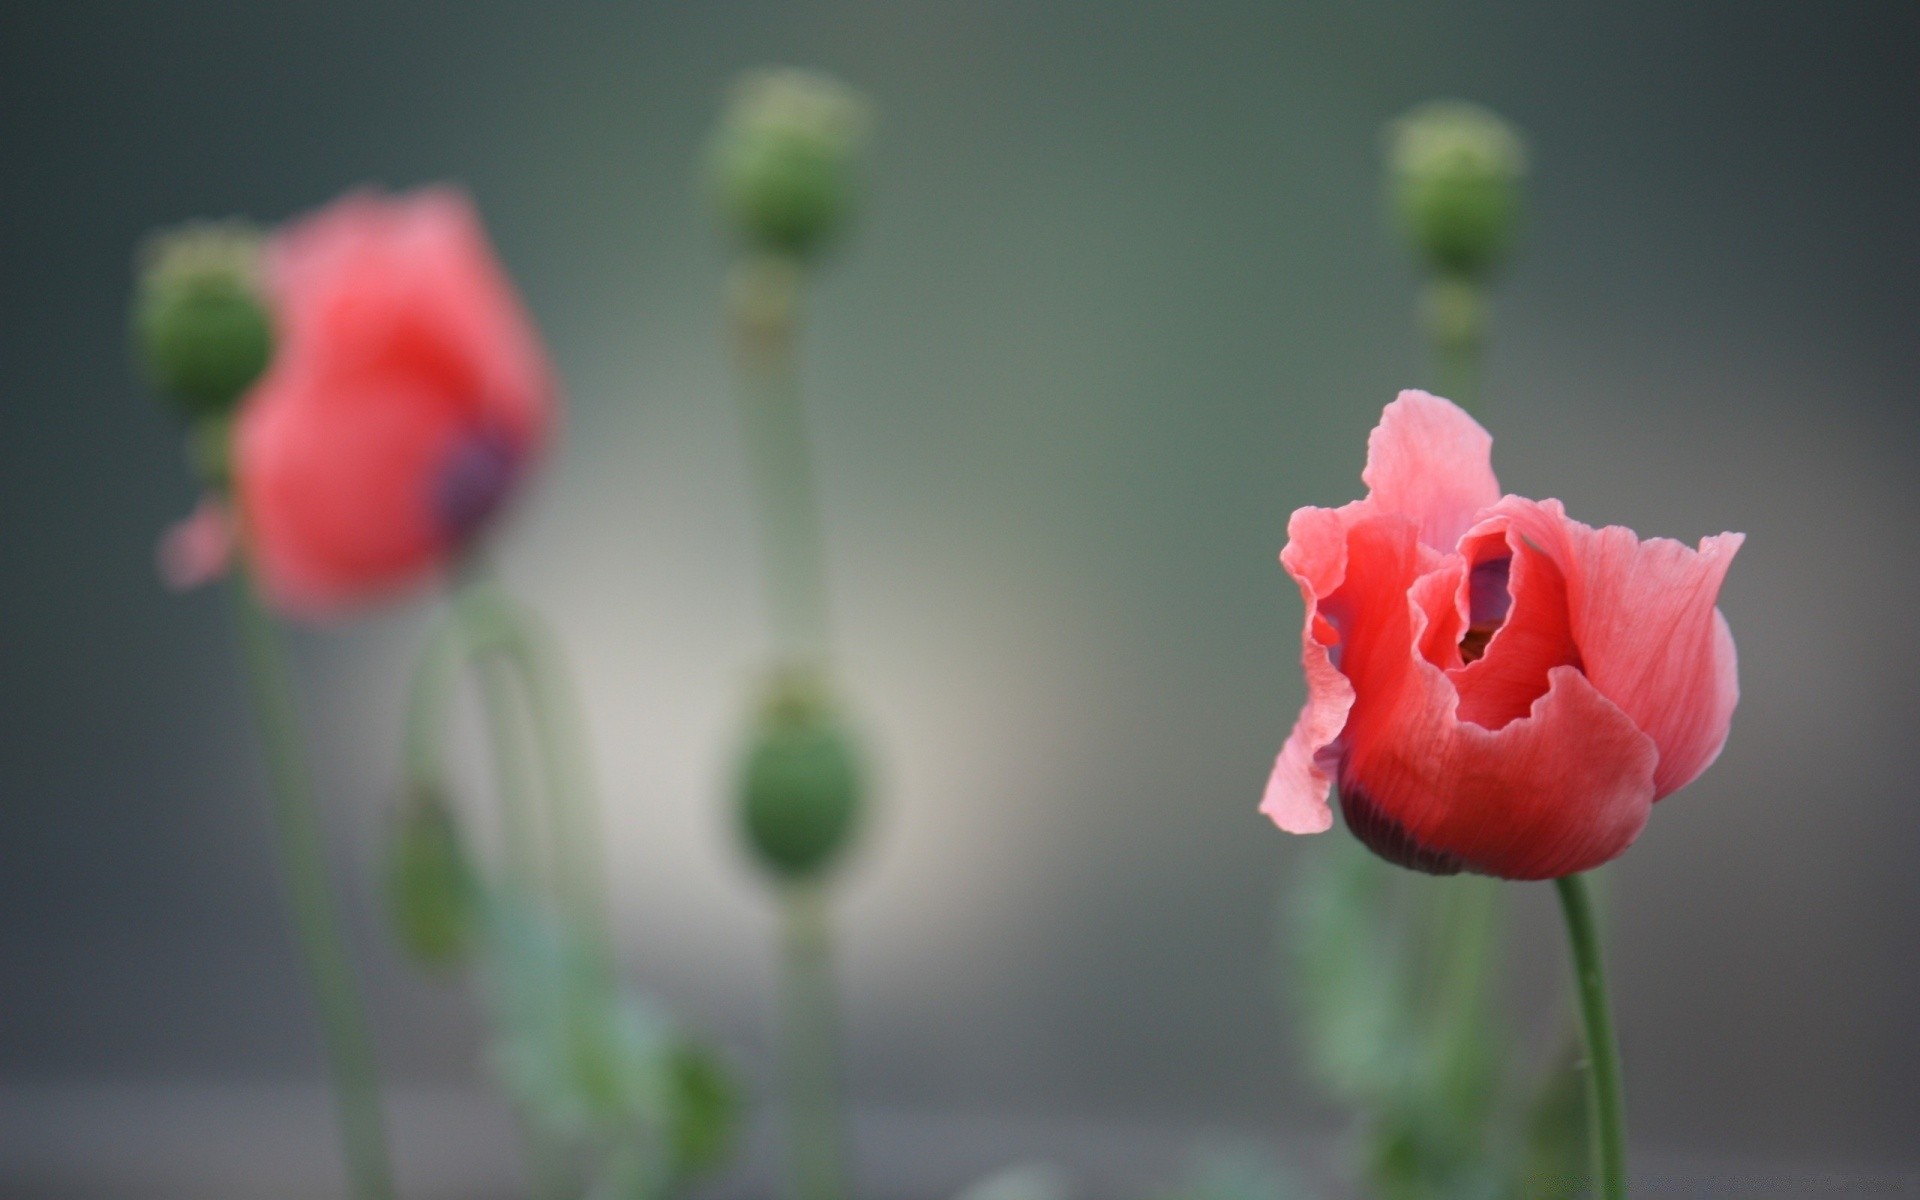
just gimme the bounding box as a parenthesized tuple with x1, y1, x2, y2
(133, 222, 275, 420)
(1387, 101, 1527, 280)
(387, 783, 481, 970)
(708, 68, 872, 260)
(737, 668, 864, 881)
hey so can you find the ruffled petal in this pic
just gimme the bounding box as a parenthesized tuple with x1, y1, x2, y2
(236, 370, 464, 616)
(1491, 498, 1742, 798)
(1261, 505, 1359, 834)
(270, 188, 556, 461)
(1330, 513, 1659, 879)
(1361, 390, 1500, 552)
(1447, 521, 1582, 729)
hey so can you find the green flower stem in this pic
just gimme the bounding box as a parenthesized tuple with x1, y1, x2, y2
(228, 567, 396, 1200)
(1422, 275, 1487, 414)
(1554, 873, 1628, 1200)
(730, 252, 855, 1200)
(463, 596, 547, 894)
(452, 577, 612, 959)
(730, 253, 833, 666)
(777, 883, 852, 1200)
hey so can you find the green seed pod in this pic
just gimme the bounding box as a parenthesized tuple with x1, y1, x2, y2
(707, 68, 872, 260)
(133, 222, 275, 420)
(387, 783, 481, 970)
(1386, 101, 1527, 280)
(737, 669, 864, 881)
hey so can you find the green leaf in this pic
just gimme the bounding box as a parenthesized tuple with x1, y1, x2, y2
(476, 893, 742, 1191)
(1512, 1033, 1590, 1199)
(659, 1039, 740, 1182)
(1284, 837, 1417, 1104)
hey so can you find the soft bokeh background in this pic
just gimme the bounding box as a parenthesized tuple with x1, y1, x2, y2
(3, 1, 1917, 1194)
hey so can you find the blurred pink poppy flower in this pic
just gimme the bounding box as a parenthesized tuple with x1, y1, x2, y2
(1263, 390, 1740, 880)
(233, 188, 556, 616)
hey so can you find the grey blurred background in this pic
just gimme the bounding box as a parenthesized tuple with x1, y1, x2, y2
(3, 0, 1917, 1194)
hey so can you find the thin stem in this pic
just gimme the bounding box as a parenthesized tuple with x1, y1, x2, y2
(730, 253, 833, 664)
(228, 568, 396, 1200)
(777, 884, 852, 1200)
(1554, 873, 1628, 1200)
(453, 576, 612, 960)
(1422, 275, 1487, 414)
(450, 584, 547, 894)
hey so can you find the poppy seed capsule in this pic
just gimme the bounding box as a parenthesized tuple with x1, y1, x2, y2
(708, 68, 871, 260)
(1387, 101, 1527, 280)
(133, 222, 275, 420)
(737, 670, 863, 881)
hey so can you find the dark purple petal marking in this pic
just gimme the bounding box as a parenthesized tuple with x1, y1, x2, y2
(434, 424, 521, 545)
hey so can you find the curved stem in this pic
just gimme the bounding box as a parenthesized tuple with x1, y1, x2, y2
(1554, 873, 1627, 1200)
(777, 884, 851, 1200)
(469, 618, 546, 893)
(228, 568, 396, 1200)
(452, 577, 611, 959)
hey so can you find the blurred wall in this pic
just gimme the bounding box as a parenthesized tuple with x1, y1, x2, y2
(2, 0, 1917, 1173)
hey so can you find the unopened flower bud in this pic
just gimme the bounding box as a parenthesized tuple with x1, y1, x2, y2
(1387, 101, 1527, 280)
(387, 783, 481, 970)
(133, 222, 275, 420)
(736, 668, 863, 881)
(708, 68, 871, 259)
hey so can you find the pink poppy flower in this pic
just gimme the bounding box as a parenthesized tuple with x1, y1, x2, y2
(233, 188, 556, 616)
(1262, 390, 1740, 880)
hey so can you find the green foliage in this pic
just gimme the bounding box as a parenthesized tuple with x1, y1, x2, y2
(479, 893, 740, 1198)
(386, 784, 482, 970)
(738, 671, 864, 881)
(1284, 838, 1510, 1200)
(133, 222, 274, 421)
(659, 1039, 740, 1181)
(1514, 1035, 1592, 1200)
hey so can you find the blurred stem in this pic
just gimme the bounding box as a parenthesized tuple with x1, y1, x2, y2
(228, 567, 396, 1200)
(1422, 275, 1487, 413)
(1554, 873, 1627, 1200)
(777, 883, 852, 1200)
(1428, 875, 1499, 1095)
(455, 582, 546, 895)
(730, 252, 833, 665)
(481, 583, 613, 960)
(731, 251, 853, 1200)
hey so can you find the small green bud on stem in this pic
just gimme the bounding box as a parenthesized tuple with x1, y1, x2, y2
(737, 666, 864, 882)
(708, 68, 872, 260)
(133, 221, 274, 421)
(1387, 101, 1527, 282)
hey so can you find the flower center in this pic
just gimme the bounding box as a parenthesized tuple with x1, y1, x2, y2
(1460, 555, 1512, 664)
(435, 424, 520, 545)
